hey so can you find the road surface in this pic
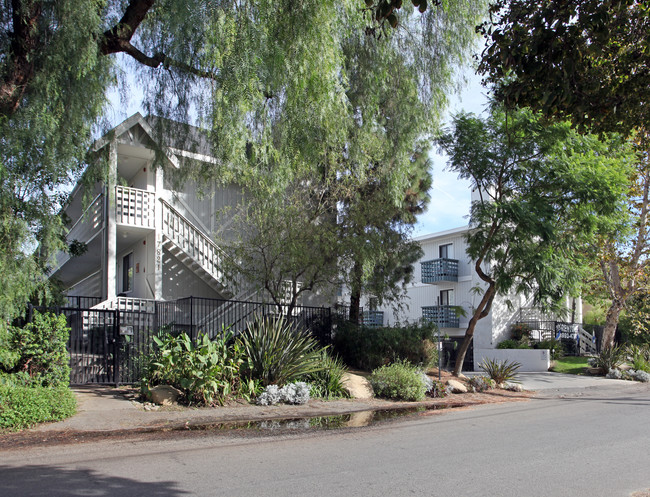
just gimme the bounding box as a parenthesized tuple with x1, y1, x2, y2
(1, 383, 648, 497)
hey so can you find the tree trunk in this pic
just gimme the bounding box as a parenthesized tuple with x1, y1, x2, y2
(452, 284, 496, 376)
(601, 300, 624, 350)
(348, 259, 363, 325)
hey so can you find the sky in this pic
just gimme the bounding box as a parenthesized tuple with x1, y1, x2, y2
(412, 71, 488, 236)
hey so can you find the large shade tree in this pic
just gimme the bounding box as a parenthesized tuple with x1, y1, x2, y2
(438, 105, 634, 375)
(478, 0, 650, 350)
(1, 0, 485, 323)
(478, 0, 650, 136)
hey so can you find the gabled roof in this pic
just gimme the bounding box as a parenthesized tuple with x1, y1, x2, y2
(91, 113, 181, 169)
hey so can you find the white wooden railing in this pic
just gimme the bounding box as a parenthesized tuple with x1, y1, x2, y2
(160, 199, 240, 294)
(115, 186, 155, 228)
(92, 296, 156, 313)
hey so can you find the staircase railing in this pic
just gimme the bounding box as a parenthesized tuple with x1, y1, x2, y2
(160, 199, 241, 295)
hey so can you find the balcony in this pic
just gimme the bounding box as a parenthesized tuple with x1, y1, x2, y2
(422, 305, 460, 328)
(421, 258, 459, 283)
(362, 310, 384, 328)
(115, 186, 155, 228)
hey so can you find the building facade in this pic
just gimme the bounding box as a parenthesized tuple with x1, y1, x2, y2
(354, 224, 585, 370)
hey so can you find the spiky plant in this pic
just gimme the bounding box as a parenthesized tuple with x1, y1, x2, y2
(238, 316, 326, 387)
(302, 350, 350, 399)
(593, 345, 626, 373)
(478, 358, 522, 384)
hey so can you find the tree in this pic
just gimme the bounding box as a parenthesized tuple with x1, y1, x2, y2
(212, 1, 483, 317)
(586, 146, 650, 349)
(1, 0, 484, 323)
(478, 0, 650, 136)
(218, 177, 340, 316)
(339, 146, 431, 324)
(477, 0, 650, 351)
(437, 105, 633, 375)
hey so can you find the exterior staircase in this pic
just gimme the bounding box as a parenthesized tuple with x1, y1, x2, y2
(160, 199, 241, 298)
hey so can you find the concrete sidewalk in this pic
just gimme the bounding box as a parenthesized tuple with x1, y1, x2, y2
(23, 372, 642, 435)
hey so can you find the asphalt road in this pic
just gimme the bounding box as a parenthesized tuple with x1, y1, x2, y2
(1, 384, 649, 497)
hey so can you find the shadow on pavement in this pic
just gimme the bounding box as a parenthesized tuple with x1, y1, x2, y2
(0, 464, 190, 497)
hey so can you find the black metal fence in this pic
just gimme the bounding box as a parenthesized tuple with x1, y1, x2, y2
(516, 320, 597, 356)
(28, 297, 334, 385)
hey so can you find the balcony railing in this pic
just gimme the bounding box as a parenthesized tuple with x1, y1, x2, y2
(422, 305, 460, 328)
(115, 186, 155, 228)
(421, 258, 459, 283)
(362, 310, 384, 328)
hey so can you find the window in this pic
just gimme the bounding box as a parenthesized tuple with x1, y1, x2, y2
(439, 289, 453, 306)
(439, 243, 453, 259)
(122, 253, 134, 293)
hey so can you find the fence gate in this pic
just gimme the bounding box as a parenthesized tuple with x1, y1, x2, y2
(65, 308, 120, 385)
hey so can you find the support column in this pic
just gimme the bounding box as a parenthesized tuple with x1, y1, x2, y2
(102, 139, 118, 300)
(154, 165, 164, 300)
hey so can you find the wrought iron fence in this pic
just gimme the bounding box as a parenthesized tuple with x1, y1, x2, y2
(26, 296, 334, 385)
(515, 320, 597, 356)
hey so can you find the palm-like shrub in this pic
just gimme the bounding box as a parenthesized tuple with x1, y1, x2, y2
(593, 345, 626, 373)
(238, 316, 326, 386)
(479, 358, 522, 384)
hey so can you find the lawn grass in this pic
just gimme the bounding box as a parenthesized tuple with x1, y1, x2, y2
(551, 356, 590, 375)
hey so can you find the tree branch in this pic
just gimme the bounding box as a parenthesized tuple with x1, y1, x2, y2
(99, 0, 217, 80)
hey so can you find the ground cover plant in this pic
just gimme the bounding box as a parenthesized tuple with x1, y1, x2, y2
(0, 384, 76, 430)
(550, 356, 589, 375)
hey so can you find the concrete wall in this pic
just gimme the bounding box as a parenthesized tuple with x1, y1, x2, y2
(474, 348, 550, 372)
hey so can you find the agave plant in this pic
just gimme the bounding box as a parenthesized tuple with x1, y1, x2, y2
(478, 358, 522, 384)
(593, 345, 626, 374)
(238, 315, 326, 386)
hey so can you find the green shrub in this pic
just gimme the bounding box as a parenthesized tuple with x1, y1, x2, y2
(479, 358, 522, 384)
(534, 338, 564, 360)
(301, 350, 349, 399)
(369, 360, 428, 401)
(3, 311, 71, 387)
(143, 331, 255, 405)
(0, 385, 76, 431)
(627, 344, 650, 373)
(496, 338, 531, 350)
(238, 316, 325, 387)
(332, 320, 437, 371)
